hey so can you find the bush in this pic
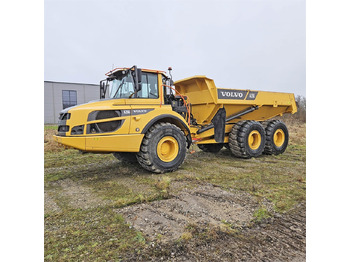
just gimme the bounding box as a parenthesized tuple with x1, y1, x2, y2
(282, 95, 306, 124)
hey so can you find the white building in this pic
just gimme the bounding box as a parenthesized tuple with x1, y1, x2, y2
(44, 81, 99, 124)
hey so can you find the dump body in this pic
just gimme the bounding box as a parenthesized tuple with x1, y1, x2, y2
(174, 76, 297, 144)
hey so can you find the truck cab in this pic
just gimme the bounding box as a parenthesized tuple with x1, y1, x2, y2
(54, 66, 191, 172)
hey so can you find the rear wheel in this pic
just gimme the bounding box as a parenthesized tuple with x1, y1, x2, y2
(263, 120, 289, 155)
(229, 120, 266, 158)
(197, 143, 224, 153)
(112, 152, 137, 163)
(136, 122, 187, 173)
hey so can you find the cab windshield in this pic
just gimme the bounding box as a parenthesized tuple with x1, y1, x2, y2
(108, 72, 159, 99)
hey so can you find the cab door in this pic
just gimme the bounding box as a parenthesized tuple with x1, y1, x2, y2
(126, 72, 161, 134)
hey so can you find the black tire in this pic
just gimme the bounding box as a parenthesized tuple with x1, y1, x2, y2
(197, 143, 224, 153)
(229, 120, 266, 159)
(263, 120, 289, 155)
(136, 122, 187, 173)
(112, 152, 138, 164)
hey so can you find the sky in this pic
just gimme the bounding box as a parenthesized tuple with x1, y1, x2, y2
(45, 0, 305, 96)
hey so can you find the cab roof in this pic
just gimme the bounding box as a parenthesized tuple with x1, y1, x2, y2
(105, 67, 166, 77)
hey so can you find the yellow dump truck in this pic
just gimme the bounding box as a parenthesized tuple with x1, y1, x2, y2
(54, 66, 297, 173)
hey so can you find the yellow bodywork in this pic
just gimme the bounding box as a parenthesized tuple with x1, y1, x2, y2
(54, 70, 297, 153)
(53, 71, 190, 152)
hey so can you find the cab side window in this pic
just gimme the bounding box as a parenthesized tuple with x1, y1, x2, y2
(137, 73, 158, 98)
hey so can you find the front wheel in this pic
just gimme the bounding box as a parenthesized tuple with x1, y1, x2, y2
(136, 122, 187, 173)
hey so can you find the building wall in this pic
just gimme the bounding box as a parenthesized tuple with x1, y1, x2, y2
(44, 81, 99, 124)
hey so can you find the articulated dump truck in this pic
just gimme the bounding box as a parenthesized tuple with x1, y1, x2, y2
(54, 66, 297, 173)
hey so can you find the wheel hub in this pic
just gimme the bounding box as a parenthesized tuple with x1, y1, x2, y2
(274, 129, 285, 147)
(248, 130, 261, 150)
(157, 136, 179, 162)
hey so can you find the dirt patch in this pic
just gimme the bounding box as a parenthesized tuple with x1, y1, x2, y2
(126, 202, 306, 262)
(177, 202, 306, 262)
(44, 192, 61, 214)
(55, 179, 111, 210)
(44, 128, 64, 152)
(120, 182, 273, 242)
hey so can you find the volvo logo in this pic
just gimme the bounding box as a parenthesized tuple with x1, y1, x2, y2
(132, 109, 154, 115)
(217, 89, 247, 100)
(220, 91, 244, 98)
(217, 89, 258, 100)
(133, 109, 148, 113)
(121, 109, 154, 116)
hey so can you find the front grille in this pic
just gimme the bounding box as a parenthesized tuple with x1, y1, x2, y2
(97, 120, 121, 132)
(87, 120, 122, 134)
(71, 125, 84, 135)
(96, 110, 120, 120)
(87, 110, 120, 121)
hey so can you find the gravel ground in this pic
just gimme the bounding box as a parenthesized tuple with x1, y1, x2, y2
(45, 179, 305, 261)
(120, 182, 305, 261)
(120, 182, 274, 242)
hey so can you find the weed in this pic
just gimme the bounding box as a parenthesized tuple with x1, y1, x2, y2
(253, 206, 271, 222)
(180, 232, 193, 241)
(155, 176, 171, 191)
(219, 220, 239, 235)
(134, 232, 146, 244)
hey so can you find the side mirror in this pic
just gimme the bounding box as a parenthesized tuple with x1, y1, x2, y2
(100, 80, 107, 99)
(136, 68, 142, 92)
(137, 68, 142, 83)
(131, 66, 142, 92)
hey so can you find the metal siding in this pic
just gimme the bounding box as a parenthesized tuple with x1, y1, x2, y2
(44, 82, 55, 123)
(44, 81, 99, 124)
(84, 84, 100, 102)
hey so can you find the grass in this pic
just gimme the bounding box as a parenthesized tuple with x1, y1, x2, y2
(45, 207, 145, 261)
(179, 143, 306, 212)
(45, 125, 58, 130)
(44, 122, 306, 261)
(253, 206, 271, 222)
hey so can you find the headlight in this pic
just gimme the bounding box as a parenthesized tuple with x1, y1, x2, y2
(58, 125, 69, 133)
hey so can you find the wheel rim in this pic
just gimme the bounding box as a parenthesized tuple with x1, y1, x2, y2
(157, 136, 179, 162)
(248, 130, 261, 150)
(274, 129, 285, 147)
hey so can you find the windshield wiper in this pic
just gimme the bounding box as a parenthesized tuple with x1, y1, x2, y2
(112, 77, 126, 98)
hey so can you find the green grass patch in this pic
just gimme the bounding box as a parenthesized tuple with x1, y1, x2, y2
(253, 206, 272, 222)
(177, 145, 306, 213)
(44, 125, 58, 130)
(45, 207, 144, 261)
